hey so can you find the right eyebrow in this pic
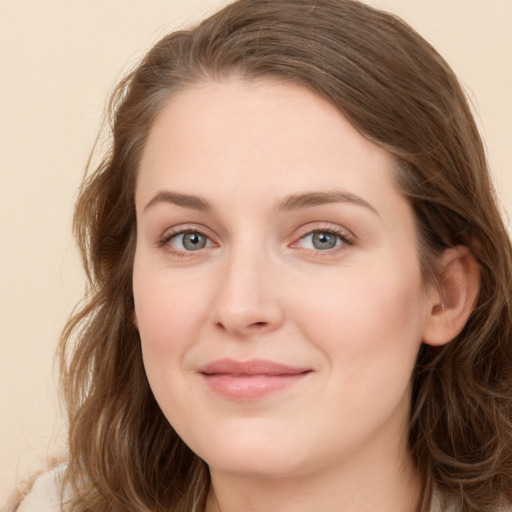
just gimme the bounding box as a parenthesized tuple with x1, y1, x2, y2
(143, 191, 211, 212)
(276, 190, 379, 217)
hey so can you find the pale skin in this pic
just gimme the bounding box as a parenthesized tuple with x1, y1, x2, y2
(132, 78, 479, 512)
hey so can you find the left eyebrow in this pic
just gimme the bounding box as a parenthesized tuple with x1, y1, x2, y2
(276, 190, 379, 216)
(143, 191, 211, 213)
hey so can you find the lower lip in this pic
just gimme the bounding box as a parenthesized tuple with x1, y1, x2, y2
(200, 373, 309, 400)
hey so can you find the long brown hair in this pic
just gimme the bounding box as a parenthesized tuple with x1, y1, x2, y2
(60, 1, 512, 511)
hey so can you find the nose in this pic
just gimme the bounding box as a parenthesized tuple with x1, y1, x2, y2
(211, 246, 285, 337)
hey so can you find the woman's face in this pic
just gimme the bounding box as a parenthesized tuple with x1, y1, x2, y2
(133, 78, 434, 478)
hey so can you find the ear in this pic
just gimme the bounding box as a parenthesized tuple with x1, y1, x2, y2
(422, 246, 480, 347)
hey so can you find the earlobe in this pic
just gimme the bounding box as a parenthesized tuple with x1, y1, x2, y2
(422, 246, 480, 347)
(132, 310, 139, 331)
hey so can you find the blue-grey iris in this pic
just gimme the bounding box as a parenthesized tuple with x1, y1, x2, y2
(312, 232, 337, 250)
(183, 232, 207, 250)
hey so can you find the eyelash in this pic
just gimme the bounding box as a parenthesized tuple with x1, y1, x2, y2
(157, 225, 354, 257)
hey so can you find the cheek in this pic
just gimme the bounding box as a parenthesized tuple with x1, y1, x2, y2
(132, 262, 208, 378)
(132, 267, 213, 430)
(297, 261, 427, 375)
(294, 266, 426, 443)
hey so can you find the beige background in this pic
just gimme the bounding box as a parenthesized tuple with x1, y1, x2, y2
(1, 0, 511, 506)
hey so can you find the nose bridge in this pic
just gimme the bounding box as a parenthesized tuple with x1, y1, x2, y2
(212, 233, 283, 335)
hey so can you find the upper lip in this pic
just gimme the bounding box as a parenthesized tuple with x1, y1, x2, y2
(198, 358, 311, 376)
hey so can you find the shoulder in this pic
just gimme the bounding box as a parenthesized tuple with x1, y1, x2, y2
(14, 464, 66, 512)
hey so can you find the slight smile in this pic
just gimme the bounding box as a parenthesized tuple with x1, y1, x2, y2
(198, 359, 313, 400)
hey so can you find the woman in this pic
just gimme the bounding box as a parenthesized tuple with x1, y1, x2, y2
(13, 0, 512, 511)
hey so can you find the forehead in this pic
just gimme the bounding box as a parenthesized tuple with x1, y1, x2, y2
(136, 78, 403, 219)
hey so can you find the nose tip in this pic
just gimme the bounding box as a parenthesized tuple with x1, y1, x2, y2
(214, 297, 283, 337)
(211, 259, 284, 338)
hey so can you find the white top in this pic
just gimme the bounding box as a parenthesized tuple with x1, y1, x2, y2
(15, 465, 66, 512)
(12, 466, 510, 512)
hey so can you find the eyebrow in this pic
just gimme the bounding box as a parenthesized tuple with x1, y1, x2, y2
(143, 189, 378, 216)
(144, 191, 211, 212)
(276, 190, 379, 216)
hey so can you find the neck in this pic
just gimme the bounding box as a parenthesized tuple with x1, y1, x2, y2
(205, 440, 421, 512)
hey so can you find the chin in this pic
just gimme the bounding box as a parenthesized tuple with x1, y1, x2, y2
(185, 421, 312, 478)
(205, 450, 307, 479)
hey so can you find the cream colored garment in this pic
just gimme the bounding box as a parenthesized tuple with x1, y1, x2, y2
(15, 465, 65, 512)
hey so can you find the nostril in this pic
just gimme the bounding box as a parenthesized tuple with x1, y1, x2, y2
(214, 320, 269, 334)
(250, 322, 268, 328)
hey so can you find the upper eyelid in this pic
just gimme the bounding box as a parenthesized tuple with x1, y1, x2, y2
(293, 222, 354, 239)
(160, 224, 214, 240)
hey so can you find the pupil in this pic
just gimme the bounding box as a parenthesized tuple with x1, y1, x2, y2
(312, 232, 337, 250)
(183, 233, 206, 250)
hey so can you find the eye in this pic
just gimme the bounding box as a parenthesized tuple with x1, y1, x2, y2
(294, 227, 352, 252)
(163, 230, 214, 252)
(306, 231, 339, 250)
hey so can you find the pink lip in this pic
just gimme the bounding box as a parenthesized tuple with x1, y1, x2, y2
(198, 359, 312, 400)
